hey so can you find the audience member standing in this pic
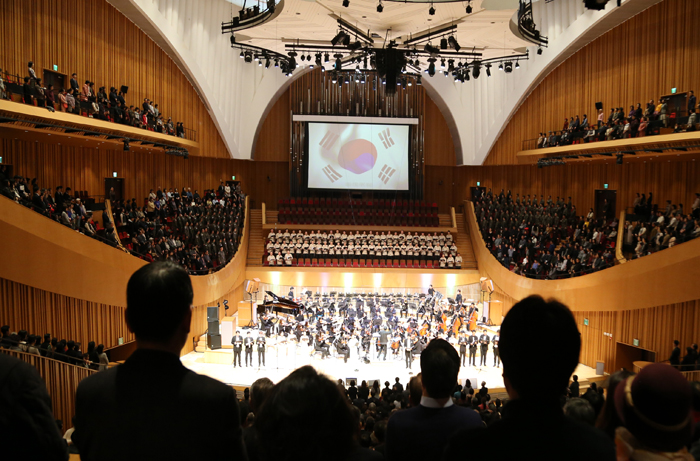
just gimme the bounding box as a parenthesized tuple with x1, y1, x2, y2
(73, 261, 246, 460)
(444, 296, 615, 461)
(386, 339, 481, 461)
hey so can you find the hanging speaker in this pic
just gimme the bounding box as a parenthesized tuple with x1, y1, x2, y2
(120, 85, 129, 94)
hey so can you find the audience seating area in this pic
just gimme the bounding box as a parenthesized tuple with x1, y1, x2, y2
(474, 190, 617, 279)
(263, 229, 463, 269)
(624, 194, 700, 259)
(277, 197, 440, 226)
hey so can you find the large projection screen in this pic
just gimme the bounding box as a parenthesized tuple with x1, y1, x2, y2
(306, 121, 410, 191)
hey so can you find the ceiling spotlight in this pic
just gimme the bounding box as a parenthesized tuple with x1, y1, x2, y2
(230, 35, 236, 46)
(331, 72, 338, 83)
(254, 55, 260, 61)
(300, 54, 306, 61)
(407, 78, 412, 87)
(416, 76, 422, 86)
(447, 59, 455, 73)
(331, 31, 348, 46)
(360, 74, 366, 83)
(274, 59, 279, 67)
(485, 63, 491, 77)
(464, 69, 470, 81)
(348, 41, 362, 51)
(239, 51, 245, 59)
(258, 59, 263, 66)
(537, 47, 543, 55)
(504, 61, 513, 73)
(265, 57, 271, 68)
(377, 1, 383, 12)
(440, 58, 445, 68)
(244, 52, 253, 63)
(448, 36, 461, 52)
(324, 53, 330, 63)
(466, 0, 472, 14)
(315, 53, 322, 67)
(515, 61, 520, 69)
(428, 4, 435, 15)
(440, 37, 448, 50)
(616, 154, 624, 165)
(123, 140, 130, 151)
(472, 62, 480, 79)
(307, 54, 311, 61)
(427, 59, 436, 77)
(342, 0, 349, 6)
(498, 62, 504, 71)
(424, 43, 440, 55)
(344, 75, 350, 84)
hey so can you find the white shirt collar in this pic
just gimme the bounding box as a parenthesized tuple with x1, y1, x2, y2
(420, 395, 454, 408)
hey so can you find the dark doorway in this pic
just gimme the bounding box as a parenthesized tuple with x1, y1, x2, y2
(104, 178, 124, 202)
(42, 69, 66, 91)
(594, 189, 616, 221)
(615, 342, 656, 372)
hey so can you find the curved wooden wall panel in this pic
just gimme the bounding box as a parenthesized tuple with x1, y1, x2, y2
(3, 350, 95, 428)
(485, 0, 700, 166)
(0, 0, 229, 158)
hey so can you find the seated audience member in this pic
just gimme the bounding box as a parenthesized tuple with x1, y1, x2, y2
(255, 366, 364, 461)
(73, 261, 246, 460)
(444, 296, 615, 461)
(386, 339, 481, 461)
(614, 363, 694, 460)
(0, 353, 68, 460)
(564, 398, 596, 426)
(244, 377, 275, 461)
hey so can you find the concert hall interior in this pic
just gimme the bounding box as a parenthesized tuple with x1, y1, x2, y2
(2, 0, 700, 458)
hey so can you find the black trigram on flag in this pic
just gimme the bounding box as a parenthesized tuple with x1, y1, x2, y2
(319, 131, 339, 150)
(378, 129, 395, 149)
(378, 164, 395, 184)
(322, 164, 343, 183)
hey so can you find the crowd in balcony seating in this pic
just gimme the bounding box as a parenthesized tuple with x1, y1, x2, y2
(535, 91, 698, 148)
(278, 197, 440, 227)
(625, 193, 700, 259)
(0, 324, 108, 371)
(474, 189, 616, 279)
(1, 62, 187, 137)
(111, 181, 246, 274)
(264, 229, 462, 269)
(0, 165, 114, 244)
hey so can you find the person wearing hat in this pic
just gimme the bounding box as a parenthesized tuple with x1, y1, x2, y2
(444, 295, 615, 460)
(614, 362, 694, 460)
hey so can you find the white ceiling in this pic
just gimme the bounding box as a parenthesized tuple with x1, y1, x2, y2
(236, 0, 531, 59)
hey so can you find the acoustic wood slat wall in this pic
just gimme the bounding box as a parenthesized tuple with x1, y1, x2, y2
(0, 0, 229, 158)
(485, 0, 700, 166)
(0, 277, 135, 349)
(3, 350, 95, 428)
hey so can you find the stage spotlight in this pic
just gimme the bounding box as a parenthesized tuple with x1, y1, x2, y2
(485, 63, 491, 77)
(416, 76, 422, 85)
(315, 53, 322, 67)
(239, 51, 245, 59)
(360, 74, 366, 83)
(584, 0, 608, 10)
(377, 1, 383, 12)
(123, 140, 130, 151)
(466, 0, 472, 14)
(335, 56, 343, 70)
(472, 62, 480, 79)
(255, 55, 260, 62)
(407, 78, 412, 87)
(515, 61, 520, 69)
(300, 54, 306, 61)
(344, 74, 350, 84)
(504, 61, 513, 73)
(447, 59, 455, 73)
(307, 54, 311, 61)
(424, 43, 440, 55)
(230, 35, 235, 46)
(440, 58, 445, 68)
(331, 31, 348, 46)
(274, 59, 279, 68)
(331, 72, 338, 83)
(616, 154, 624, 165)
(537, 47, 543, 55)
(427, 59, 436, 77)
(244, 52, 253, 63)
(348, 41, 362, 51)
(258, 59, 263, 66)
(464, 69, 470, 81)
(440, 37, 448, 50)
(324, 53, 330, 63)
(498, 62, 504, 71)
(428, 4, 435, 15)
(342, 0, 349, 6)
(448, 36, 461, 52)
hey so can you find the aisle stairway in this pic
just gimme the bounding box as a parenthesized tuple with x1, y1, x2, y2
(454, 213, 477, 270)
(247, 209, 265, 266)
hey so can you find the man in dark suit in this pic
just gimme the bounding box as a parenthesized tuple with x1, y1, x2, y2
(444, 296, 615, 461)
(256, 330, 266, 367)
(455, 289, 462, 306)
(479, 330, 490, 366)
(669, 339, 681, 369)
(73, 261, 246, 461)
(70, 73, 79, 92)
(244, 331, 254, 367)
(386, 339, 481, 461)
(404, 333, 416, 370)
(232, 330, 243, 367)
(468, 331, 478, 366)
(689, 90, 696, 115)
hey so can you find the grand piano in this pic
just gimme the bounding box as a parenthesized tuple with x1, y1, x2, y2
(260, 291, 301, 316)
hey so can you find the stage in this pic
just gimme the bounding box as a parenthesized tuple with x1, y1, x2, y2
(181, 334, 602, 396)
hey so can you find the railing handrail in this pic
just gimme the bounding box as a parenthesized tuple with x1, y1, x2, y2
(616, 210, 627, 264)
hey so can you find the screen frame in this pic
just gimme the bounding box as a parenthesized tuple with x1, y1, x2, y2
(303, 120, 413, 192)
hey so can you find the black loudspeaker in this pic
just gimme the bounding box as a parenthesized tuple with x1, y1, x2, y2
(207, 306, 218, 322)
(207, 334, 221, 350)
(208, 320, 220, 336)
(595, 101, 603, 111)
(120, 85, 129, 94)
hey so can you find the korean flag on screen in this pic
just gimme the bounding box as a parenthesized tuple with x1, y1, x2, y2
(308, 123, 409, 190)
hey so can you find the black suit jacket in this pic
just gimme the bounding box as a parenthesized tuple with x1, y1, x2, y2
(386, 403, 481, 461)
(73, 349, 246, 461)
(443, 399, 614, 461)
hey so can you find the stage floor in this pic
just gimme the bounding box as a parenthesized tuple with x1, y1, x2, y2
(181, 344, 601, 394)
